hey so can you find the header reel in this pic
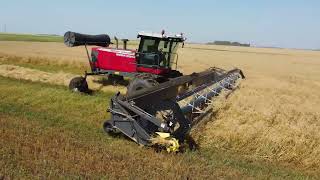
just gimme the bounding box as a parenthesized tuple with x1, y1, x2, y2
(104, 68, 245, 152)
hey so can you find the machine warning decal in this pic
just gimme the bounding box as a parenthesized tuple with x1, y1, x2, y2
(97, 48, 135, 58)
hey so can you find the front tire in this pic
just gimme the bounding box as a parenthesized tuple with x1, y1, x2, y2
(103, 121, 118, 135)
(69, 76, 89, 93)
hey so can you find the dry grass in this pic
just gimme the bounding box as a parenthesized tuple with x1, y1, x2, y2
(0, 41, 137, 63)
(0, 55, 127, 94)
(0, 41, 320, 176)
(178, 44, 320, 171)
(3, 114, 223, 179)
(2, 77, 301, 179)
(0, 64, 75, 86)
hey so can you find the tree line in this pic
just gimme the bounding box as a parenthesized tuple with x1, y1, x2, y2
(207, 41, 250, 47)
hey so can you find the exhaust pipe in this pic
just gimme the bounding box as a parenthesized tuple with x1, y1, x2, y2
(122, 39, 129, 50)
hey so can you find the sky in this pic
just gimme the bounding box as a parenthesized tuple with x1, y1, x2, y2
(0, 0, 319, 49)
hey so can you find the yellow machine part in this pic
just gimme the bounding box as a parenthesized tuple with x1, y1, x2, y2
(151, 132, 180, 153)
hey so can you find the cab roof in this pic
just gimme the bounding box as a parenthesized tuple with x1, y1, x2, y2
(137, 31, 185, 42)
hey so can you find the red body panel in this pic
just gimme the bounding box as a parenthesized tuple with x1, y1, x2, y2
(92, 47, 169, 75)
(136, 66, 170, 75)
(93, 47, 136, 72)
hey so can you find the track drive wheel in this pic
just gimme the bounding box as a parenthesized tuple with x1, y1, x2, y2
(126, 75, 158, 97)
(168, 70, 183, 79)
(108, 74, 124, 85)
(69, 76, 89, 93)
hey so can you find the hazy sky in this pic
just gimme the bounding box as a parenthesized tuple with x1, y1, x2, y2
(0, 0, 319, 49)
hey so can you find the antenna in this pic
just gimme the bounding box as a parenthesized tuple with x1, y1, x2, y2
(4, 24, 6, 33)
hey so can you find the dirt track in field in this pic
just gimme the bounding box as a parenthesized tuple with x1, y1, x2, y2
(0, 64, 75, 86)
(1, 40, 320, 170)
(0, 64, 126, 94)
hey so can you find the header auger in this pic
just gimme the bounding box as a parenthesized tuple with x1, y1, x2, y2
(64, 30, 245, 152)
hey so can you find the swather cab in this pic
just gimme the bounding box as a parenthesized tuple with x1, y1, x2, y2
(89, 32, 185, 78)
(64, 31, 185, 92)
